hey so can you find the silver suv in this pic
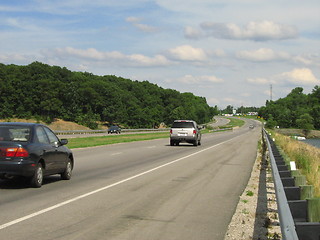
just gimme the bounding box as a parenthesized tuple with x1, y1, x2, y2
(170, 120, 202, 146)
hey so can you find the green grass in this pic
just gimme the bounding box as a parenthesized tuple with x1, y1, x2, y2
(269, 130, 320, 197)
(67, 132, 169, 149)
(66, 117, 247, 149)
(228, 117, 246, 127)
(246, 190, 254, 196)
(217, 117, 245, 129)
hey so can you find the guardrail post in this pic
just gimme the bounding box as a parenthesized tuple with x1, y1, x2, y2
(307, 198, 320, 222)
(264, 129, 320, 240)
(300, 185, 314, 200)
(263, 129, 299, 240)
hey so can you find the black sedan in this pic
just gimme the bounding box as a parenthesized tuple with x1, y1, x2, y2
(107, 125, 121, 134)
(0, 122, 74, 188)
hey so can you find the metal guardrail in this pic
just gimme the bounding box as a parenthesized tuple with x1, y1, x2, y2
(54, 128, 170, 135)
(54, 127, 235, 136)
(263, 129, 299, 240)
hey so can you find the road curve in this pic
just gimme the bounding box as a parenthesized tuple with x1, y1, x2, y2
(211, 116, 230, 127)
(0, 119, 261, 240)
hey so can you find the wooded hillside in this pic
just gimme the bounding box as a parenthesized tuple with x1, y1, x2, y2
(259, 86, 320, 130)
(0, 62, 218, 128)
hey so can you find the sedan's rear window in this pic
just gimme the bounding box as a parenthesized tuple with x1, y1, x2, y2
(0, 126, 31, 142)
(172, 122, 194, 128)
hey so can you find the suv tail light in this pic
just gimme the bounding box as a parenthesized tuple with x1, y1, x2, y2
(193, 130, 197, 134)
(170, 129, 172, 134)
(0, 147, 29, 157)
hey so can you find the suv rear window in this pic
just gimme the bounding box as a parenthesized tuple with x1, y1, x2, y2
(172, 122, 194, 128)
(0, 126, 31, 142)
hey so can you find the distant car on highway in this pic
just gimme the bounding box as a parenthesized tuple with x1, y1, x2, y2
(108, 125, 121, 134)
(170, 120, 202, 146)
(0, 122, 74, 188)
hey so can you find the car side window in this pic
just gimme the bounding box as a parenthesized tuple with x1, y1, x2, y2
(36, 127, 50, 144)
(43, 127, 59, 144)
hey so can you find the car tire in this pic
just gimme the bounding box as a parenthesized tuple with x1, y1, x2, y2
(198, 140, 201, 146)
(193, 140, 198, 146)
(30, 163, 43, 188)
(61, 159, 72, 180)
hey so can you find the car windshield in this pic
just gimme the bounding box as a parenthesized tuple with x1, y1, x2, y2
(172, 122, 194, 128)
(0, 126, 31, 142)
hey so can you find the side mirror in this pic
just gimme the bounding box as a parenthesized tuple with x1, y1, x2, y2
(60, 139, 68, 145)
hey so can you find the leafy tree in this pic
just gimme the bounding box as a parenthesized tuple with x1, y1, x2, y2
(222, 105, 234, 114)
(0, 62, 216, 128)
(265, 115, 277, 128)
(296, 113, 314, 130)
(259, 86, 319, 130)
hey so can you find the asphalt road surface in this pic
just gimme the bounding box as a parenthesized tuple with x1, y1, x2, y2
(211, 117, 230, 127)
(0, 119, 261, 240)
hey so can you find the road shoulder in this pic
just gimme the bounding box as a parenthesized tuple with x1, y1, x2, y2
(224, 136, 281, 240)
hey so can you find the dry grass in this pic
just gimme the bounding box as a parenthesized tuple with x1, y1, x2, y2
(0, 118, 90, 131)
(272, 132, 320, 197)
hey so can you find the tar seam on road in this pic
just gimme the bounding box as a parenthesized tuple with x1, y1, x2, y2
(0, 133, 246, 230)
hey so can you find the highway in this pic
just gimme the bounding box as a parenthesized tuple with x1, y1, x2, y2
(0, 119, 261, 240)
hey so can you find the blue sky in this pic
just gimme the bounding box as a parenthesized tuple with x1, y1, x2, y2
(1, 0, 319, 108)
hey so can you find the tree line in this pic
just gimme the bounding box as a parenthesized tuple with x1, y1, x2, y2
(259, 86, 320, 130)
(0, 62, 218, 128)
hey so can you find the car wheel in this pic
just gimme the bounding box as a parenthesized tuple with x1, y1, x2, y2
(198, 140, 201, 146)
(193, 140, 198, 146)
(30, 163, 43, 188)
(61, 159, 72, 180)
(170, 140, 174, 146)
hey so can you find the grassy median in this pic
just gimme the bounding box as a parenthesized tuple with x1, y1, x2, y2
(67, 132, 169, 149)
(66, 118, 247, 149)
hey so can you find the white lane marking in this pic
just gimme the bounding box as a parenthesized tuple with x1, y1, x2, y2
(0, 134, 241, 230)
(111, 152, 122, 156)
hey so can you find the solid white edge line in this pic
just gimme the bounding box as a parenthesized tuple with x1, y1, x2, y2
(0, 134, 241, 230)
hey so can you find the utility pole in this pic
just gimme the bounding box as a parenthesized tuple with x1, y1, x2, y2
(270, 84, 273, 101)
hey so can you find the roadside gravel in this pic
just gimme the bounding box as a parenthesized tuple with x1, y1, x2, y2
(224, 137, 282, 240)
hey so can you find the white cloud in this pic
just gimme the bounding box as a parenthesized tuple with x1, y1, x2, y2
(207, 97, 220, 106)
(184, 26, 203, 39)
(292, 54, 320, 67)
(223, 97, 239, 105)
(126, 17, 141, 23)
(237, 48, 290, 62)
(247, 78, 271, 85)
(278, 68, 320, 85)
(202, 75, 224, 83)
(44, 47, 170, 67)
(175, 74, 224, 84)
(0, 53, 29, 62)
(166, 45, 207, 61)
(212, 49, 227, 57)
(240, 92, 251, 97)
(197, 21, 298, 41)
(126, 17, 158, 33)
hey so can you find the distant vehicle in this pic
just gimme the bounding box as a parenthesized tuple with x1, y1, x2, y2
(249, 124, 254, 129)
(108, 126, 121, 134)
(0, 122, 74, 188)
(170, 120, 202, 146)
